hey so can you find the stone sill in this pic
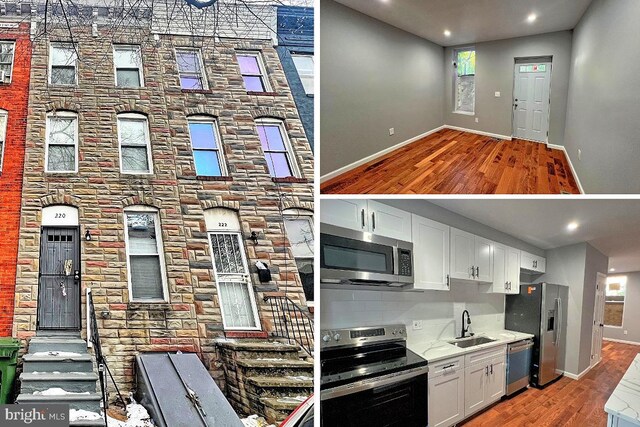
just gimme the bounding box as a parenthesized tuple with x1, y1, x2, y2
(181, 89, 214, 94)
(225, 331, 269, 339)
(247, 91, 279, 96)
(196, 176, 233, 182)
(127, 303, 171, 311)
(272, 177, 308, 184)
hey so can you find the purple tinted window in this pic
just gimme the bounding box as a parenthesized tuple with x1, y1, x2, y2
(189, 123, 217, 149)
(177, 52, 200, 73)
(180, 76, 203, 90)
(243, 76, 265, 92)
(194, 151, 222, 176)
(237, 55, 260, 74)
(265, 152, 292, 178)
(257, 125, 285, 151)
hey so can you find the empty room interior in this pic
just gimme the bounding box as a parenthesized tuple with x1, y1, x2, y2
(320, 0, 640, 194)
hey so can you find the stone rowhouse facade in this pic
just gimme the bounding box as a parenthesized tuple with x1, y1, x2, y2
(276, 6, 314, 151)
(0, 21, 31, 337)
(13, 4, 314, 395)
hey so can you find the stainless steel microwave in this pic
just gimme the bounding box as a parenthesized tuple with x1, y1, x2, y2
(320, 224, 414, 288)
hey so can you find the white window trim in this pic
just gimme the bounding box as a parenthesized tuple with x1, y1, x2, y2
(255, 118, 301, 178)
(174, 47, 208, 90)
(291, 53, 314, 95)
(117, 112, 154, 175)
(207, 231, 262, 331)
(0, 109, 7, 172)
(44, 111, 79, 173)
(237, 51, 272, 93)
(124, 206, 169, 303)
(113, 44, 144, 88)
(453, 47, 476, 116)
(49, 43, 78, 86)
(0, 41, 16, 84)
(187, 115, 228, 177)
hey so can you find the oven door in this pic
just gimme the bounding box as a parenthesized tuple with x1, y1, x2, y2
(320, 224, 399, 284)
(320, 369, 428, 427)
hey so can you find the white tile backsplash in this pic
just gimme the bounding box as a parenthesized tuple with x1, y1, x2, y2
(321, 282, 506, 345)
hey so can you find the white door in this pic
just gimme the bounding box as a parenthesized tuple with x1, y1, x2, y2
(450, 228, 475, 281)
(319, 199, 368, 231)
(492, 243, 507, 294)
(591, 272, 607, 367)
(474, 237, 494, 283)
(367, 201, 412, 241)
(487, 357, 506, 402)
(412, 215, 450, 291)
(513, 61, 552, 142)
(464, 364, 487, 417)
(428, 370, 465, 427)
(506, 247, 521, 294)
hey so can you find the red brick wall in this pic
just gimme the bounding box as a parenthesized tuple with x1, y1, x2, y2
(0, 23, 31, 336)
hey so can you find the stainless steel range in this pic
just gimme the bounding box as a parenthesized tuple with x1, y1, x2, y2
(320, 324, 429, 427)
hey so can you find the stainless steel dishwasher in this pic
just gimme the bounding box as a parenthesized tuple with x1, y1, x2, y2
(506, 339, 534, 396)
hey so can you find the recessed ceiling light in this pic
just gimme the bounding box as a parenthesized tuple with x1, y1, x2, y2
(444, 30, 451, 37)
(610, 268, 616, 272)
(527, 14, 537, 23)
(567, 222, 579, 231)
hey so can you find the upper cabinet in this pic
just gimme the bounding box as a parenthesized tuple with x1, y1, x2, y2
(491, 244, 520, 294)
(450, 228, 493, 283)
(521, 251, 546, 274)
(412, 215, 450, 291)
(320, 199, 412, 241)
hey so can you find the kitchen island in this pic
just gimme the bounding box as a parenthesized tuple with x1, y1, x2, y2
(606, 354, 640, 427)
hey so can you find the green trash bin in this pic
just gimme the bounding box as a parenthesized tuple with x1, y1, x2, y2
(0, 338, 20, 404)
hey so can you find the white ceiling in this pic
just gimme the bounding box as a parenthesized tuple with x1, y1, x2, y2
(333, 0, 594, 46)
(432, 199, 640, 274)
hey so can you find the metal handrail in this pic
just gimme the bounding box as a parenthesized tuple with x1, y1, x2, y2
(263, 295, 314, 357)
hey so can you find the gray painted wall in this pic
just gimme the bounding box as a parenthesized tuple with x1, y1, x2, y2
(443, 31, 573, 144)
(320, 0, 444, 176)
(605, 272, 640, 343)
(563, 0, 640, 193)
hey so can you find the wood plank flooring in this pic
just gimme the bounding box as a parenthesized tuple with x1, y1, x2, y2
(461, 341, 639, 427)
(321, 129, 581, 194)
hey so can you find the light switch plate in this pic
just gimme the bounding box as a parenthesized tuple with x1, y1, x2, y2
(475, 118, 479, 123)
(495, 91, 501, 97)
(389, 128, 395, 136)
(625, 330, 628, 335)
(578, 148, 582, 161)
(412, 320, 423, 330)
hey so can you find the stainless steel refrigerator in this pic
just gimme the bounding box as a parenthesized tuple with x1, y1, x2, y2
(505, 283, 568, 387)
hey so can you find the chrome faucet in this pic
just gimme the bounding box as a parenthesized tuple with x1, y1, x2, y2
(460, 310, 473, 339)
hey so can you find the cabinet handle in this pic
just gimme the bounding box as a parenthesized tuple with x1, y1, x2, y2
(443, 364, 455, 369)
(485, 366, 489, 376)
(446, 274, 450, 289)
(505, 281, 509, 290)
(476, 266, 480, 278)
(490, 364, 493, 375)
(471, 266, 475, 279)
(371, 212, 376, 231)
(361, 209, 365, 228)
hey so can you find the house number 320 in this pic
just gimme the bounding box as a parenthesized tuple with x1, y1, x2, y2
(55, 213, 66, 219)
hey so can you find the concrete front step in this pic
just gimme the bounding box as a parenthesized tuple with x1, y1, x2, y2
(16, 392, 102, 412)
(20, 372, 99, 393)
(217, 340, 302, 360)
(260, 396, 308, 424)
(70, 419, 106, 427)
(29, 337, 89, 354)
(22, 353, 94, 373)
(236, 358, 313, 377)
(246, 375, 313, 399)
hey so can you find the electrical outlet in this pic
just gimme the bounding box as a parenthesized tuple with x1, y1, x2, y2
(389, 128, 395, 136)
(412, 320, 423, 330)
(495, 91, 501, 97)
(624, 330, 628, 335)
(475, 118, 479, 123)
(578, 148, 582, 161)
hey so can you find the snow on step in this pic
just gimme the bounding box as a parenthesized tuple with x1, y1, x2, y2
(33, 387, 90, 396)
(32, 351, 83, 357)
(70, 409, 103, 422)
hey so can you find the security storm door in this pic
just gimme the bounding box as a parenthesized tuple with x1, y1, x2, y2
(513, 60, 552, 142)
(209, 233, 261, 330)
(37, 227, 81, 330)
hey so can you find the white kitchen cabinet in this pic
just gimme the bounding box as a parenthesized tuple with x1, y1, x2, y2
(464, 346, 507, 418)
(320, 199, 411, 241)
(412, 215, 450, 291)
(450, 228, 493, 283)
(491, 244, 520, 294)
(464, 362, 488, 417)
(428, 357, 465, 427)
(521, 251, 546, 274)
(506, 247, 521, 294)
(486, 356, 506, 402)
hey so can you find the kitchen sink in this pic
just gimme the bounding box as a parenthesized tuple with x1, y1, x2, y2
(448, 336, 497, 348)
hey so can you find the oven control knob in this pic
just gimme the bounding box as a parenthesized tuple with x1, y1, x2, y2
(322, 334, 332, 343)
(333, 333, 341, 341)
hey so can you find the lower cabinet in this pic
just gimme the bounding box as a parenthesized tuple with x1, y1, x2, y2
(428, 359, 465, 427)
(464, 349, 507, 418)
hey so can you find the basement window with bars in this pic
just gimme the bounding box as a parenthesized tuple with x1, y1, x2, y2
(0, 42, 15, 83)
(176, 49, 207, 90)
(45, 112, 78, 173)
(125, 209, 168, 302)
(256, 118, 299, 178)
(114, 45, 143, 87)
(0, 110, 6, 172)
(50, 44, 78, 85)
(283, 209, 314, 304)
(454, 48, 476, 114)
(237, 51, 271, 92)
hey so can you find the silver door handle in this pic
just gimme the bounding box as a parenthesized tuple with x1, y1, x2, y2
(371, 212, 376, 231)
(557, 297, 562, 345)
(361, 209, 365, 228)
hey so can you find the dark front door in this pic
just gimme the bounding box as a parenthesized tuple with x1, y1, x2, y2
(37, 227, 81, 330)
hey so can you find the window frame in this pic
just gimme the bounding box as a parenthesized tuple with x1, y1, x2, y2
(44, 111, 79, 173)
(174, 47, 208, 90)
(283, 208, 314, 305)
(0, 41, 16, 84)
(113, 44, 144, 88)
(49, 43, 78, 86)
(0, 110, 7, 172)
(117, 112, 154, 175)
(291, 53, 314, 95)
(187, 115, 227, 177)
(255, 118, 301, 178)
(605, 275, 627, 328)
(453, 47, 476, 116)
(124, 206, 169, 303)
(236, 51, 272, 93)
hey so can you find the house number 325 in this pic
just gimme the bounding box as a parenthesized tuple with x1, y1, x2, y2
(55, 213, 66, 219)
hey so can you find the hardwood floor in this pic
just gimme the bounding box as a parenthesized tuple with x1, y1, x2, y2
(320, 129, 581, 194)
(460, 341, 639, 427)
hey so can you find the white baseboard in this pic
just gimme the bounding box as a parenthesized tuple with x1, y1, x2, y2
(444, 125, 512, 141)
(563, 365, 592, 380)
(604, 337, 640, 346)
(320, 125, 446, 183)
(547, 144, 585, 194)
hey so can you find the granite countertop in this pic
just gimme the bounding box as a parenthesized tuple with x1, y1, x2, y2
(408, 330, 535, 363)
(605, 354, 640, 425)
